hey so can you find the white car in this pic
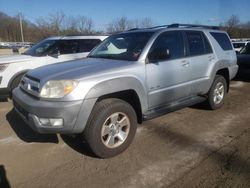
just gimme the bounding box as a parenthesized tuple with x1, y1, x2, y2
(0, 35, 108, 98)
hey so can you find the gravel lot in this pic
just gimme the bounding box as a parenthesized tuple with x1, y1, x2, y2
(0, 77, 250, 188)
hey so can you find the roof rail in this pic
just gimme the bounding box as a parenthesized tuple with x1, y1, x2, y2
(128, 28, 140, 31)
(167, 23, 220, 30)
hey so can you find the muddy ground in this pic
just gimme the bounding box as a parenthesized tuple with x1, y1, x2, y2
(0, 77, 250, 188)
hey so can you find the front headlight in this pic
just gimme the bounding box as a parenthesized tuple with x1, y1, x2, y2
(0, 64, 9, 72)
(40, 80, 78, 98)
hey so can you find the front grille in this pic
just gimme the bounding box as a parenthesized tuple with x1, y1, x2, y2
(20, 75, 40, 97)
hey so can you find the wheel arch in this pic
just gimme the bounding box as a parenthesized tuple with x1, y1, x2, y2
(215, 68, 230, 92)
(7, 69, 29, 90)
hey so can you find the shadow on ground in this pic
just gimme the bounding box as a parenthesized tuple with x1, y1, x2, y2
(0, 165, 10, 188)
(61, 134, 96, 158)
(146, 122, 250, 186)
(6, 109, 59, 143)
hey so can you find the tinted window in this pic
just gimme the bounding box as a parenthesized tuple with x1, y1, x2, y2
(210, 32, 233, 51)
(186, 31, 205, 56)
(150, 31, 185, 60)
(23, 39, 57, 56)
(79, 39, 101, 52)
(59, 40, 80, 54)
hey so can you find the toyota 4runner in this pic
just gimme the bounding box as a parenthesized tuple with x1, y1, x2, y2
(13, 24, 238, 158)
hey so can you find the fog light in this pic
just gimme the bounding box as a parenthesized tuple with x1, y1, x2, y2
(39, 118, 63, 127)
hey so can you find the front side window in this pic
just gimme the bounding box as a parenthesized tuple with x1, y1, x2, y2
(149, 31, 185, 60)
(23, 39, 57, 56)
(88, 32, 153, 61)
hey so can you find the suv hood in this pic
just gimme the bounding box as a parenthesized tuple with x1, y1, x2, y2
(0, 54, 33, 64)
(27, 58, 136, 82)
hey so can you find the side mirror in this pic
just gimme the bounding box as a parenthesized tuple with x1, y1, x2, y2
(49, 48, 60, 58)
(148, 48, 171, 62)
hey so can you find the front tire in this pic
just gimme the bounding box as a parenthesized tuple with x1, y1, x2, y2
(84, 98, 137, 158)
(206, 75, 227, 110)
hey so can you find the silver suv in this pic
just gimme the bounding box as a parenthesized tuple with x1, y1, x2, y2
(13, 24, 238, 158)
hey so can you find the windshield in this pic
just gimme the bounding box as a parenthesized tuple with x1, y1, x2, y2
(23, 39, 58, 56)
(88, 32, 153, 61)
(239, 43, 250, 55)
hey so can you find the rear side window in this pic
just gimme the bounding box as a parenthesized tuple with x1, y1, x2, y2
(210, 32, 233, 51)
(186, 31, 212, 56)
(79, 39, 101, 52)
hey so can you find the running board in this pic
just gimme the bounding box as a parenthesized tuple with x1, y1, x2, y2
(143, 96, 206, 121)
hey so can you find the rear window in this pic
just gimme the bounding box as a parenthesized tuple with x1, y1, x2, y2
(210, 32, 233, 51)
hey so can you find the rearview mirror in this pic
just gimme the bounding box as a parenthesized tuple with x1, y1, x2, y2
(148, 48, 171, 62)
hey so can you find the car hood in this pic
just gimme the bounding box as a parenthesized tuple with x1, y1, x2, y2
(27, 58, 136, 82)
(0, 54, 33, 64)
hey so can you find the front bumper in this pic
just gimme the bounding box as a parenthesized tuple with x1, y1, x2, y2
(12, 87, 96, 134)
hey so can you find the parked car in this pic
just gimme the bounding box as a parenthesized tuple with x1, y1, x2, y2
(232, 41, 250, 52)
(237, 42, 250, 74)
(0, 35, 108, 98)
(13, 24, 238, 158)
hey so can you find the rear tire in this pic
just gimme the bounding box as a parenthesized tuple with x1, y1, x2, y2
(205, 75, 227, 110)
(84, 98, 137, 158)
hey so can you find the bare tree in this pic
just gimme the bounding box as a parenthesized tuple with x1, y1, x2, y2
(48, 11, 65, 35)
(78, 16, 94, 34)
(63, 16, 78, 34)
(107, 16, 134, 33)
(139, 17, 154, 28)
(225, 15, 240, 37)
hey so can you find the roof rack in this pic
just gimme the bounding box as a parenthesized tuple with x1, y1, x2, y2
(147, 23, 220, 30)
(168, 23, 220, 30)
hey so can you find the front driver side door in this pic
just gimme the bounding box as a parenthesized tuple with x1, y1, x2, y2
(146, 31, 192, 109)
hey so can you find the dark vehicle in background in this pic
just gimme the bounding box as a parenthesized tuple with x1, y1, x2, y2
(237, 43, 250, 74)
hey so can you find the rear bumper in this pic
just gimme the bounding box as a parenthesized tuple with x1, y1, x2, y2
(12, 87, 97, 134)
(229, 64, 239, 80)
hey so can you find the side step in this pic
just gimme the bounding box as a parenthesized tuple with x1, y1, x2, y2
(143, 96, 206, 121)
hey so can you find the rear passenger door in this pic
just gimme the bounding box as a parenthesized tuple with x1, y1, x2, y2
(185, 31, 214, 95)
